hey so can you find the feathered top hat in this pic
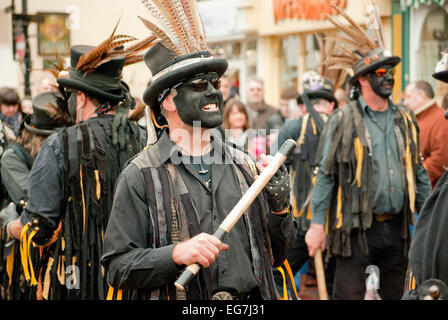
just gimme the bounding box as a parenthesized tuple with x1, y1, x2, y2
(433, 49, 448, 83)
(138, 0, 228, 119)
(56, 19, 156, 102)
(23, 91, 72, 136)
(324, 1, 401, 85)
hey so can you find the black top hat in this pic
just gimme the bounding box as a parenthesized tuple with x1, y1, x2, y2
(57, 45, 127, 102)
(433, 52, 448, 83)
(23, 91, 68, 136)
(297, 72, 338, 108)
(351, 48, 401, 84)
(142, 43, 228, 118)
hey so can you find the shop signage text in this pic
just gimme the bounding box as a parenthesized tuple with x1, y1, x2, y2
(273, 0, 347, 23)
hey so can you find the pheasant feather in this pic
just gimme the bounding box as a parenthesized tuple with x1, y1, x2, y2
(139, 0, 208, 55)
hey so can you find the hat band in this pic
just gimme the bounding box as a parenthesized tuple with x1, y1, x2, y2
(68, 68, 123, 91)
(151, 56, 215, 83)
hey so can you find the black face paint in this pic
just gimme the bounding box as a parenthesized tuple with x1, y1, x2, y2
(67, 90, 78, 120)
(173, 73, 224, 128)
(367, 65, 395, 99)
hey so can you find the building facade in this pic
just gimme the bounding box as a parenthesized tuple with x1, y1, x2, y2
(200, 0, 394, 108)
(2, 0, 408, 108)
(392, 0, 448, 105)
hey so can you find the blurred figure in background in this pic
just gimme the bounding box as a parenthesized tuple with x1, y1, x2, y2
(246, 75, 283, 132)
(221, 98, 251, 151)
(403, 80, 448, 188)
(220, 74, 237, 105)
(21, 97, 33, 115)
(0, 87, 23, 134)
(279, 87, 301, 121)
(35, 77, 56, 95)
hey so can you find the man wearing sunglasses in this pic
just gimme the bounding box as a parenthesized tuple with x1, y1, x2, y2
(102, 41, 296, 300)
(304, 44, 432, 299)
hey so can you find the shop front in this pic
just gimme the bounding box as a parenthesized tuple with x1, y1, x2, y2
(251, 0, 393, 108)
(394, 0, 448, 104)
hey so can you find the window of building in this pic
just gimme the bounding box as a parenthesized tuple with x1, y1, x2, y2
(418, 7, 448, 88)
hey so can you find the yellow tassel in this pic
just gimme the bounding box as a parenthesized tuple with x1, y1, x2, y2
(106, 286, 114, 300)
(400, 110, 416, 213)
(94, 170, 101, 200)
(106, 286, 123, 300)
(405, 150, 416, 213)
(276, 266, 289, 300)
(310, 118, 317, 135)
(405, 112, 419, 163)
(20, 224, 30, 281)
(27, 229, 38, 286)
(292, 193, 301, 218)
(325, 208, 330, 235)
(336, 187, 343, 229)
(151, 109, 169, 129)
(6, 243, 14, 286)
(79, 164, 87, 234)
(57, 255, 66, 285)
(283, 260, 298, 299)
(354, 137, 363, 188)
(297, 113, 310, 147)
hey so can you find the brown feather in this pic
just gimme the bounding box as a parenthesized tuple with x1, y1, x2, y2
(141, 0, 185, 52)
(76, 37, 136, 73)
(43, 103, 73, 126)
(125, 35, 157, 53)
(330, 4, 377, 50)
(124, 54, 145, 66)
(138, 15, 183, 55)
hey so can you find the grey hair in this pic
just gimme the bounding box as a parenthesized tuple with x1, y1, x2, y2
(247, 75, 264, 87)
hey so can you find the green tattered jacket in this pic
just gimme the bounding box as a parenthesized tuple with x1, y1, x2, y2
(314, 99, 430, 259)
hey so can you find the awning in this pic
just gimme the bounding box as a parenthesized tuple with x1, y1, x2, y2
(401, 0, 446, 11)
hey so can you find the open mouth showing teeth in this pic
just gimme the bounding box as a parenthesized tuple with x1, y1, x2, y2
(202, 104, 219, 111)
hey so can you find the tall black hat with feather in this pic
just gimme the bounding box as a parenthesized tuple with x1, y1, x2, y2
(138, 0, 229, 123)
(324, 1, 401, 85)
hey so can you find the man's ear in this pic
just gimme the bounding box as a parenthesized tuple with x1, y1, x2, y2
(162, 92, 177, 113)
(358, 75, 369, 87)
(76, 90, 87, 108)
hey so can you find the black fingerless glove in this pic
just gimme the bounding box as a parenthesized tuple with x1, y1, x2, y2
(265, 164, 290, 212)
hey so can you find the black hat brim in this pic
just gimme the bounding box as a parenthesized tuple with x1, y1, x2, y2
(24, 122, 56, 136)
(351, 56, 401, 84)
(143, 58, 228, 111)
(57, 78, 125, 102)
(297, 90, 339, 109)
(433, 70, 448, 83)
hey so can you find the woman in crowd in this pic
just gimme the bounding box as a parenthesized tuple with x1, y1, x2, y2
(221, 98, 251, 151)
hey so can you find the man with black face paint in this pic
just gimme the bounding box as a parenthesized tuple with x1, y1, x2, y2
(304, 5, 431, 300)
(101, 0, 296, 301)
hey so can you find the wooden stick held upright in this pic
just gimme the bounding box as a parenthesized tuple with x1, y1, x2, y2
(174, 139, 297, 291)
(314, 249, 329, 300)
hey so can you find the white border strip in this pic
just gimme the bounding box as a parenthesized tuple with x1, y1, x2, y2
(152, 56, 215, 83)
